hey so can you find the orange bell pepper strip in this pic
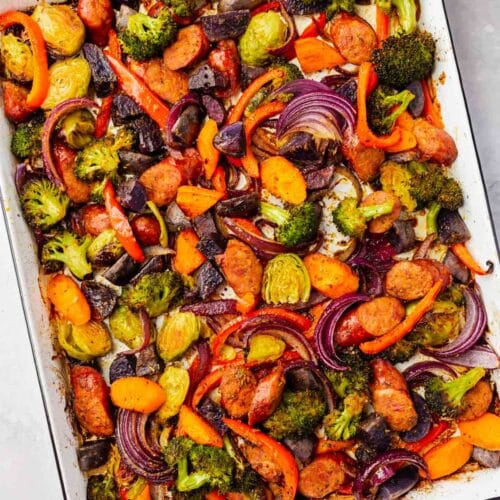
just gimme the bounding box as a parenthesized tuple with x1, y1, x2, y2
(103, 180, 145, 263)
(405, 421, 450, 454)
(212, 166, 227, 197)
(191, 368, 224, 407)
(422, 78, 444, 129)
(197, 118, 220, 180)
(0, 11, 49, 109)
(223, 418, 299, 500)
(241, 101, 286, 178)
(360, 280, 443, 355)
(357, 62, 402, 149)
(235, 292, 259, 314)
(376, 5, 390, 44)
(385, 128, 417, 153)
(451, 243, 492, 276)
(177, 405, 223, 448)
(106, 54, 170, 128)
(227, 68, 285, 124)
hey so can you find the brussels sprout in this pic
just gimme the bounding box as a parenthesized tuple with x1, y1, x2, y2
(56, 319, 112, 360)
(42, 58, 91, 110)
(87, 229, 124, 266)
(157, 366, 190, 422)
(59, 109, 96, 150)
(238, 11, 288, 66)
(0, 33, 34, 81)
(32, 4, 85, 56)
(156, 312, 201, 362)
(109, 305, 143, 349)
(247, 334, 286, 362)
(262, 253, 311, 304)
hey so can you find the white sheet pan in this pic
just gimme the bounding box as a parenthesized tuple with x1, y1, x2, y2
(0, 1, 499, 498)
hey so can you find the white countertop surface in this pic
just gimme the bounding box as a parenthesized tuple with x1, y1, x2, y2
(0, 1, 499, 498)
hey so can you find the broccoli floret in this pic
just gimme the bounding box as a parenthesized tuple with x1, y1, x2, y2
(120, 9, 178, 61)
(437, 177, 464, 210)
(372, 31, 436, 89)
(260, 201, 320, 248)
(368, 85, 415, 135)
(186, 445, 234, 492)
(325, 347, 370, 398)
(376, 0, 417, 34)
(164, 0, 198, 18)
(232, 468, 265, 499)
(87, 474, 117, 500)
(263, 390, 327, 440)
(424, 367, 486, 418)
(42, 231, 92, 279)
(21, 178, 70, 230)
(75, 130, 134, 182)
(164, 437, 195, 467)
(10, 114, 43, 160)
(323, 393, 367, 441)
(381, 338, 417, 364)
(122, 271, 184, 317)
(326, 0, 355, 20)
(332, 197, 395, 238)
(426, 200, 441, 235)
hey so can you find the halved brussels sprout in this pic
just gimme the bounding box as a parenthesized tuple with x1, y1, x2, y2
(32, 4, 85, 56)
(157, 366, 190, 422)
(109, 305, 143, 349)
(59, 110, 96, 150)
(0, 33, 34, 82)
(56, 319, 112, 360)
(247, 334, 286, 362)
(87, 229, 124, 266)
(42, 58, 91, 111)
(156, 312, 201, 362)
(262, 253, 311, 304)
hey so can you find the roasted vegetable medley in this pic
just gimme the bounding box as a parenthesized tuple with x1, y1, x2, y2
(1, 0, 499, 498)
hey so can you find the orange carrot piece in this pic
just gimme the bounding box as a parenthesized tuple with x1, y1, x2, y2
(235, 292, 259, 314)
(360, 280, 443, 355)
(376, 6, 390, 44)
(197, 118, 220, 180)
(395, 110, 415, 131)
(451, 243, 492, 276)
(110, 377, 166, 413)
(177, 405, 223, 448)
(260, 155, 307, 204)
(424, 436, 473, 480)
(176, 186, 224, 218)
(458, 413, 500, 451)
(172, 228, 206, 275)
(47, 274, 91, 326)
(294, 38, 346, 73)
(422, 78, 444, 129)
(191, 369, 224, 408)
(303, 253, 359, 299)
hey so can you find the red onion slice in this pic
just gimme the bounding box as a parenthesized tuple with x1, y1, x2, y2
(165, 92, 200, 148)
(403, 360, 457, 386)
(429, 344, 499, 370)
(119, 308, 152, 356)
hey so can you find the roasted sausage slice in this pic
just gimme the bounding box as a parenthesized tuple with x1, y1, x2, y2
(240, 443, 283, 484)
(163, 24, 210, 71)
(139, 159, 182, 207)
(370, 359, 418, 432)
(385, 260, 434, 301)
(248, 366, 285, 426)
(298, 455, 346, 498)
(341, 132, 386, 182)
(459, 380, 493, 422)
(356, 296, 405, 337)
(334, 308, 373, 346)
(413, 259, 452, 290)
(220, 365, 257, 418)
(325, 12, 377, 65)
(81, 204, 110, 236)
(413, 118, 458, 166)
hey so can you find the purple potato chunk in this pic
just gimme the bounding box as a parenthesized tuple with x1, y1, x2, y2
(406, 81, 425, 118)
(81, 280, 118, 321)
(77, 440, 112, 471)
(129, 115, 164, 155)
(196, 260, 224, 299)
(136, 344, 162, 377)
(83, 44, 117, 97)
(111, 94, 143, 125)
(213, 121, 246, 157)
(215, 193, 259, 218)
(118, 150, 157, 176)
(116, 177, 147, 213)
(437, 209, 471, 245)
(201, 94, 227, 126)
(200, 11, 250, 42)
(189, 64, 228, 91)
(109, 355, 137, 384)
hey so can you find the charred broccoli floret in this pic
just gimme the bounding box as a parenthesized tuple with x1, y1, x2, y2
(372, 31, 436, 89)
(21, 178, 70, 230)
(332, 197, 394, 238)
(164, 437, 195, 467)
(326, 0, 355, 20)
(376, 0, 417, 34)
(436, 177, 464, 210)
(10, 114, 43, 160)
(42, 231, 92, 279)
(381, 338, 417, 364)
(75, 129, 134, 182)
(368, 85, 415, 135)
(119, 9, 177, 61)
(260, 201, 320, 248)
(263, 390, 327, 439)
(232, 468, 265, 499)
(122, 271, 184, 317)
(323, 393, 367, 441)
(86, 474, 117, 500)
(325, 347, 370, 398)
(424, 367, 486, 418)
(164, 0, 198, 18)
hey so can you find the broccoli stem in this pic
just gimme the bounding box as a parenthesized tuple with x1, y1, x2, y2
(358, 201, 394, 221)
(445, 367, 486, 408)
(392, 0, 417, 34)
(382, 90, 415, 130)
(176, 456, 211, 492)
(260, 201, 289, 226)
(426, 201, 441, 235)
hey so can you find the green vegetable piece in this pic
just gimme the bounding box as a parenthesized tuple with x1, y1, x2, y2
(426, 201, 441, 235)
(381, 338, 417, 364)
(164, 0, 198, 18)
(376, 0, 417, 35)
(147, 200, 168, 247)
(71, 321, 112, 357)
(21, 178, 70, 230)
(323, 393, 366, 441)
(326, 0, 355, 20)
(86, 474, 117, 500)
(156, 311, 201, 362)
(42, 231, 92, 279)
(11, 114, 44, 160)
(163, 436, 195, 467)
(0, 33, 34, 81)
(238, 11, 288, 67)
(157, 366, 190, 422)
(437, 177, 464, 210)
(380, 161, 416, 211)
(56, 319, 93, 361)
(247, 334, 286, 363)
(59, 109, 96, 150)
(109, 305, 144, 349)
(87, 229, 124, 265)
(262, 253, 311, 305)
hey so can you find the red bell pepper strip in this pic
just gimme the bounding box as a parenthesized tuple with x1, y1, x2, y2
(106, 28, 122, 59)
(357, 62, 402, 149)
(191, 368, 224, 408)
(223, 418, 299, 500)
(103, 180, 145, 263)
(94, 96, 113, 138)
(299, 13, 327, 39)
(376, 6, 390, 44)
(251, 1, 281, 16)
(451, 243, 492, 276)
(205, 492, 225, 500)
(422, 78, 444, 129)
(360, 280, 443, 355)
(0, 11, 49, 110)
(406, 421, 451, 454)
(105, 54, 170, 128)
